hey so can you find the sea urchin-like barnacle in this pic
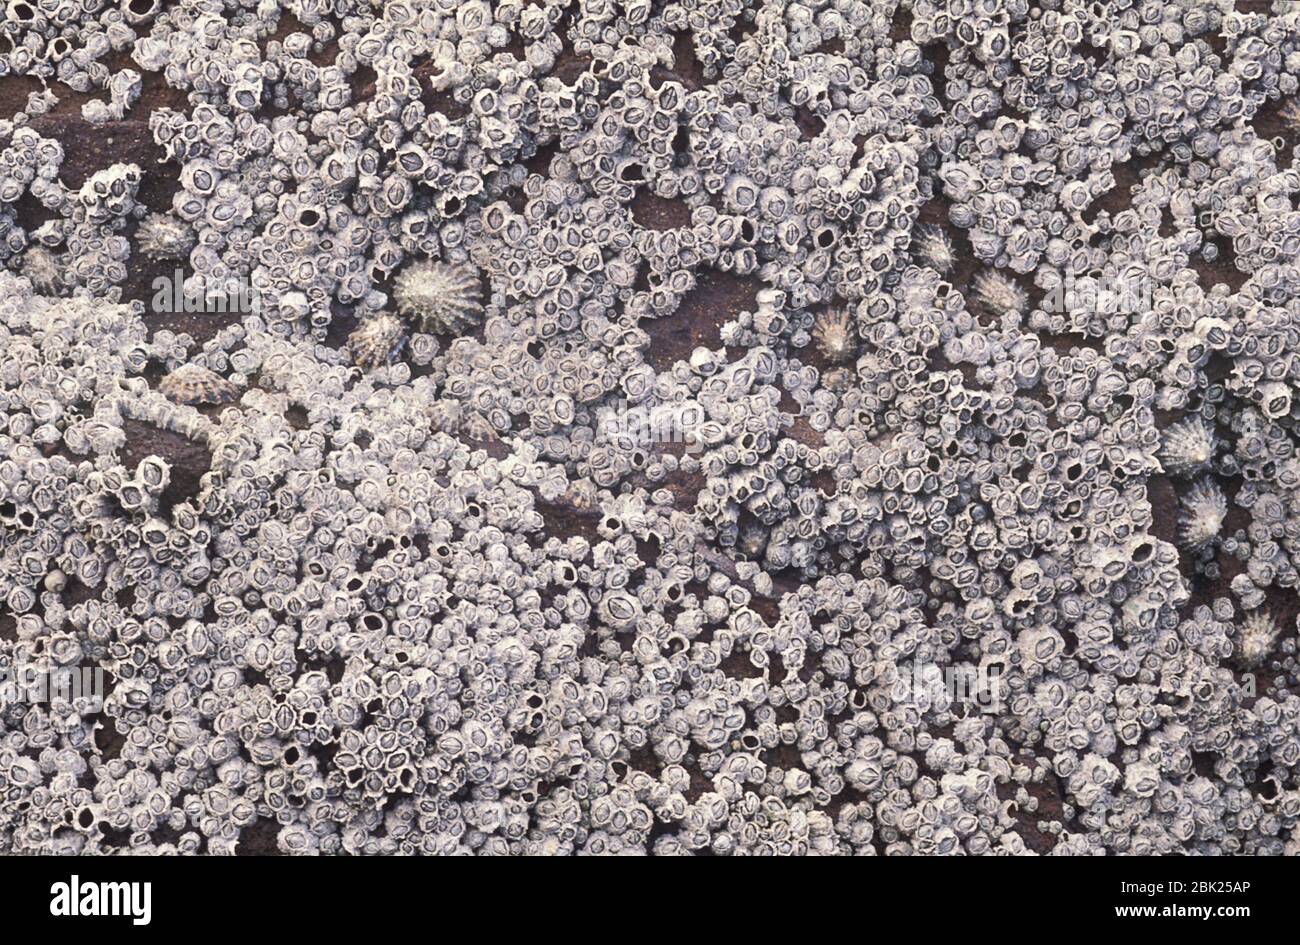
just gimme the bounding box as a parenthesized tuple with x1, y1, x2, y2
(812, 308, 857, 362)
(1160, 416, 1217, 477)
(392, 260, 483, 335)
(136, 212, 196, 260)
(971, 269, 1027, 315)
(159, 365, 238, 406)
(348, 313, 407, 370)
(1178, 477, 1228, 549)
(913, 223, 956, 274)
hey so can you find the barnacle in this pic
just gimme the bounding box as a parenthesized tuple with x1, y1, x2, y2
(912, 224, 956, 274)
(5, 0, 1300, 860)
(1160, 417, 1217, 477)
(970, 269, 1027, 315)
(135, 212, 195, 260)
(392, 260, 483, 335)
(348, 313, 407, 370)
(812, 307, 857, 362)
(1178, 477, 1228, 549)
(158, 364, 238, 405)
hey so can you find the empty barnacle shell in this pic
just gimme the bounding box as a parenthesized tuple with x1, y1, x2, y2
(812, 307, 857, 363)
(348, 313, 407, 370)
(970, 269, 1027, 315)
(392, 260, 483, 335)
(159, 365, 238, 405)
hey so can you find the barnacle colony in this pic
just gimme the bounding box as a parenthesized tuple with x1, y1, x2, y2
(2, 0, 1300, 860)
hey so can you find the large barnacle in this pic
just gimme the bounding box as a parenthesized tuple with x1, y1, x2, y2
(392, 260, 483, 335)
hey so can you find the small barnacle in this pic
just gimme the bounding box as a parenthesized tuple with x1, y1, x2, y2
(20, 246, 61, 292)
(1178, 477, 1227, 549)
(913, 223, 956, 274)
(1236, 610, 1280, 667)
(348, 313, 407, 370)
(159, 365, 238, 406)
(392, 260, 483, 335)
(135, 212, 195, 260)
(812, 308, 857, 363)
(1160, 417, 1216, 477)
(971, 269, 1027, 315)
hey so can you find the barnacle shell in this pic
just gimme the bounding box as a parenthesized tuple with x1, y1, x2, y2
(392, 260, 483, 335)
(159, 365, 238, 405)
(348, 313, 407, 370)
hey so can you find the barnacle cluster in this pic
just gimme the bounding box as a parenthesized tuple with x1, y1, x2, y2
(3, 1, 1300, 857)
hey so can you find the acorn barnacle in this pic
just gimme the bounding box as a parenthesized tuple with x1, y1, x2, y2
(1177, 477, 1227, 550)
(348, 313, 407, 370)
(1160, 416, 1216, 477)
(136, 211, 196, 260)
(971, 269, 1027, 315)
(913, 223, 956, 274)
(812, 307, 857, 363)
(392, 260, 483, 335)
(159, 365, 238, 406)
